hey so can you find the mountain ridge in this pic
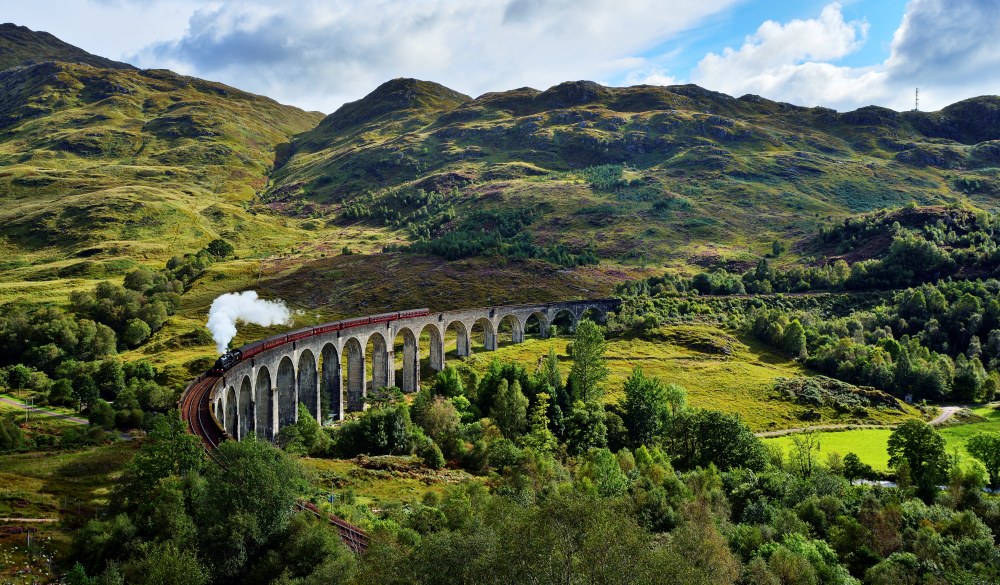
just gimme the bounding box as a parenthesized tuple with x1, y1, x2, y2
(0, 22, 134, 71)
(1, 24, 1000, 302)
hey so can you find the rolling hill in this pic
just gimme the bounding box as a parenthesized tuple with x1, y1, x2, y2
(0, 25, 325, 291)
(269, 77, 1000, 270)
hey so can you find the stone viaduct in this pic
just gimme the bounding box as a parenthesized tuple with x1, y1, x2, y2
(208, 299, 619, 441)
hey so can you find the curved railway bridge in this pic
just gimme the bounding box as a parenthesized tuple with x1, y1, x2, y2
(179, 298, 619, 553)
(207, 298, 618, 442)
(180, 369, 371, 552)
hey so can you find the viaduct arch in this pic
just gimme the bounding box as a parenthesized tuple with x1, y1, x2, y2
(209, 299, 619, 441)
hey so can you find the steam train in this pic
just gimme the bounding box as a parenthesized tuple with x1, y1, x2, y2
(209, 308, 431, 375)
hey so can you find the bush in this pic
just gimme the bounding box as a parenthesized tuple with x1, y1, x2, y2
(415, 433, 445, 469)
(333, 404, 412, 457)
(205, 238, 235, 259)
(88, 399, 116, 429)
(0, 418, 25, 451)
(122, 319, 152, 348)
(581, 164, 628, 190)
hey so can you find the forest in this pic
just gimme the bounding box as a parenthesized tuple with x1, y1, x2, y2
(59, 320, 1000, 585)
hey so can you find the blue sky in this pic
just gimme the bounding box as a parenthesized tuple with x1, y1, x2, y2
(4, 0, 998, 113)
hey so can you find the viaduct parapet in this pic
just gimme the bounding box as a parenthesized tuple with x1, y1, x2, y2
(208, 299, 619, 441)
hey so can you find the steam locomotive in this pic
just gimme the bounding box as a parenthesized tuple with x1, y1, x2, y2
(209, 308, 431, 375)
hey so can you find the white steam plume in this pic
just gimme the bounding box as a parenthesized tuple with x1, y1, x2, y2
(207, 291, 292, 354)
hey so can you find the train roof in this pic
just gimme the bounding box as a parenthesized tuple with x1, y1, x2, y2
(369, 311, 398, 321)
(237, 331, 286, 353)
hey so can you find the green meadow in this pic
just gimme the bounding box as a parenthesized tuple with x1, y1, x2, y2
(764, 405, 1000, 471)
(455, 326, 921, 431)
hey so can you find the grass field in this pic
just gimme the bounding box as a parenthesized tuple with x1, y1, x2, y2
(763, 404, 1000, 472)
(763, 429, 895, 471)
(301, 456, 476, 505)
(0, 443, 138, 583)
(939, 405, 1000, 461)
(454, 325, 920, 431)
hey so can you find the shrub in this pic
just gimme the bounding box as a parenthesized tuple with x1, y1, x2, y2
(415, 433, 445, 469)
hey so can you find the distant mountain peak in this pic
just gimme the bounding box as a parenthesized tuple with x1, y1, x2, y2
(535, 80, 609, 109)
(0, 22, 134, 71)
(313, 77, 471, 135)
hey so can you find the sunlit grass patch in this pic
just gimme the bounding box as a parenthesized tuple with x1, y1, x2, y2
(764, 429, 894, 471)
(456, 325, 916, 430)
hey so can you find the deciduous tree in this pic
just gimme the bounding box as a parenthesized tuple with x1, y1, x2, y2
(564, 400, 607, 455)
(967, 431, 1000, 488)
(887, 420, 950, 501)
(621, 366, 671, 447)
(568, 320, 609, 403)
(843, 452, 875, 484)
(112, 413, 206, 511)
(490, 379, 528, 439)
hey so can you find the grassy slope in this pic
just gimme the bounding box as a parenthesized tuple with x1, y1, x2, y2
(764, 430, 895, 471)
(0, 32, 989, 460)
(0, 444, 138, 583)
(0, 60, 325, 322)
(0, 23, 133, 71)
(300, 456, 477, 511)
(454, 325, 920, 431)
(3, 33, 997, 576)
(938, 406, 1000, 462)
(3, 61, 998, 377)
(270, 80, 1000, 271)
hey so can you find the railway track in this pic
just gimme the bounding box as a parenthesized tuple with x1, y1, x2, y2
(179, 374, 369, 553)
(180, 375, 226, 464)
(296, 502, 369, 554)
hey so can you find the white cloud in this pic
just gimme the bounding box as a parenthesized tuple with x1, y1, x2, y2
(622, 68, 679, 87)
(130, 0, 739, 112)
(690, 0, 1000, 111)
(883, 0, 1000, 108)
(692, 3, 881, 108)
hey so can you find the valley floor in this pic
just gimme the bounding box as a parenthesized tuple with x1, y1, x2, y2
(763, 404, 1000, 471)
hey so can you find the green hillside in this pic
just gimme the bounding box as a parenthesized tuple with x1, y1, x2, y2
(269, 79, 1000, 269)
(3, 25, 1000, 585)
(0, 60, 323, 259)
(2, 24, 999, 301)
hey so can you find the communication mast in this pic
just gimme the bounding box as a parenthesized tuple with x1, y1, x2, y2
(913, 88, 919, 112)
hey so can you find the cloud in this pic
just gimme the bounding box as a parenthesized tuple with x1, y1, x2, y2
(18, 0, 999, 114)
(623, 68, 679, 87)
(883, 0, 1000, 106)
(131, 0, 739, 112)
(689, 0, 1000, 111)
(692, 3, 882, 109)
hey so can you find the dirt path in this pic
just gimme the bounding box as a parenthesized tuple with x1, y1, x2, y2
(0, 518, 58, 523)
(0, 395, 88, 424)
(756, 405, 966, 438)
(929, 405, 962, 425)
